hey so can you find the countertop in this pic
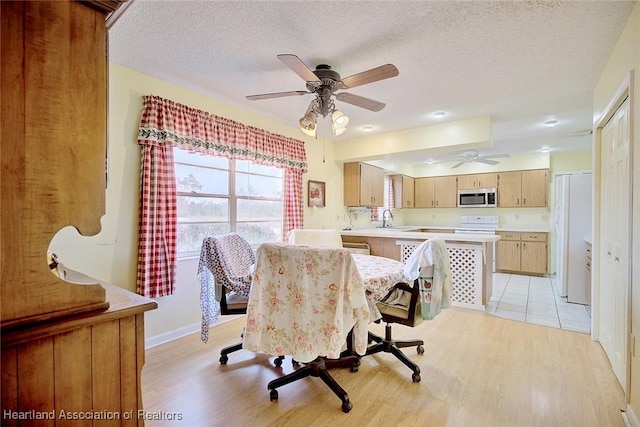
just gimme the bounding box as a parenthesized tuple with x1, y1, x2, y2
(340, 228, 501, 243)
(359, 224, 551, 233)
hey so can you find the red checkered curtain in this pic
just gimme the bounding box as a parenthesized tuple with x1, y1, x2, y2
(388, 175, 395, 214)
(136, 95, 307, 297)
(136, 144, 177, 297)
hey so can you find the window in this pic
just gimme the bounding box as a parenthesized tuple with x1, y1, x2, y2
(174, 147, 283, 256)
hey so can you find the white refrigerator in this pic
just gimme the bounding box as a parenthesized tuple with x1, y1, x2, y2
(555, 173, 592, 304)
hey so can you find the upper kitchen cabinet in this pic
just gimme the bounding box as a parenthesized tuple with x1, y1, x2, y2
(497, 169, 549, 207)
(344, 162, 384, 207)
(415, 176, 457, 208)
(414, 177, 435, 208)
(457, 172, 497, 190)
(434, 176, 458, 207)
(391, 174, 415, 208)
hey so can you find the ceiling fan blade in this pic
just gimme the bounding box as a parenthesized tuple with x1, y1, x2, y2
(477, 153, 510, 160)
(451, 160, 466, 169)
(339, 64, 399, 89)
(475, 158, 500, 165)
(277, 54, 321, 83)
(246, 91, 311, 101)
(335, 92, 385, 112)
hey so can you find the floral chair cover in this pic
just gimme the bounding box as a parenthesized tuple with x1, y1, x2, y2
(242, 243, 370, 363)
(198, 233, 255, 343)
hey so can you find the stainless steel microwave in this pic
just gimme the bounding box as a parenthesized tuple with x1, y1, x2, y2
(458, 188, 497, 208)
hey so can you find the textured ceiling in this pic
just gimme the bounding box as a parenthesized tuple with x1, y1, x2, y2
(108, 0, 635, 164)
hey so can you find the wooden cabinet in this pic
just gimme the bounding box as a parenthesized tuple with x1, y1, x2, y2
(2, 286, 156, 427)
(496, 231, 548, 275)
(414, 177, 436, 208)
(497, 169, 549, 207)
(344, 162, 384, 207)
(457, 173, 497, 190)
(341, 236, 401, 260)
(434, 176, 458, 207)
(414, 176, 457, 208)
(391, 174, 415, 208)
(1, 1, 156, 424)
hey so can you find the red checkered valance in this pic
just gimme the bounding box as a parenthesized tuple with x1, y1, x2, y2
(138, 95, 307, 171)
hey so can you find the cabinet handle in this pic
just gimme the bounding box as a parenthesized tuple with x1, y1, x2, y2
(607, 251, 611, 256)
(517, 243, 519, 249)
(615, 256, 620, 262)
(523, 198, 526, 205)
(517, 198, 520, 205)
(436, 200, 439, 206)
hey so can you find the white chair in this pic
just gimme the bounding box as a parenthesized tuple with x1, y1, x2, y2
(287, 228, 343, 248)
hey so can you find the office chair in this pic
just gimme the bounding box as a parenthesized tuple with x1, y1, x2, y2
(198, 233, 284, 366)
(242, 243, 370, 413)
(368, 238, 451, 383)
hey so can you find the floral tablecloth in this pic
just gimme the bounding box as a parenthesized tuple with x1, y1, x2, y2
(351, 253, 407, 320)
(242, 244, 371, 363)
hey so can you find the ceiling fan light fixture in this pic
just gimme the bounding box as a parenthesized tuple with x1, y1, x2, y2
(432, 111, 446, 119)
(332, 110, 349, 126)
(544, 119, 558, 127)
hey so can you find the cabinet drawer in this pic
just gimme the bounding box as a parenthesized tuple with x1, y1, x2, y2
(523, 232, 547, 242)
(497, 231, 521, 241)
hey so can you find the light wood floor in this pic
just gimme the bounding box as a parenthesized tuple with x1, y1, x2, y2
(142, 308, 625, 426)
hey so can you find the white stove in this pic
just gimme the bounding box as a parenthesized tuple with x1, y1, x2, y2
(455, 215, 498, 234)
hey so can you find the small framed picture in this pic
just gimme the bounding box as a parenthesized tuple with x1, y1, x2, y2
(308, 180, 326, 207)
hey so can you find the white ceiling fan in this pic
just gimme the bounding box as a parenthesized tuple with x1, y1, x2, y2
(451, 150, 510, 168)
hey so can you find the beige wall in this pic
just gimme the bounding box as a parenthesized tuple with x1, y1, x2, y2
(592, 1, 640, 419)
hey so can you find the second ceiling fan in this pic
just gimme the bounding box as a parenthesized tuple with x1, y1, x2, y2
(246, 54, 399, 136)
(451, 150, 510, 168)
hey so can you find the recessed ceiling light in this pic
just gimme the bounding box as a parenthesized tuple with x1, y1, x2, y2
(426, 159, 435, 164)
(432, 111, 446, 119)
(544, 120, 558, 127)
(362, 125, 374, 132)
(540, 146, 550, 153)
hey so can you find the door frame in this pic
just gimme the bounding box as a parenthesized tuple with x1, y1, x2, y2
(592, 70, 634, 397)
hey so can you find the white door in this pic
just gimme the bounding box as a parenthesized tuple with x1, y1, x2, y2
(598, 97, 630, 391)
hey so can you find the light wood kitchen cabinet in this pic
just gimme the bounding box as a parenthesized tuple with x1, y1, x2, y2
(497, 169, 549, 207)
(414, 175, 457, 208)
(414, 177, 436, 208)
(341, 236, 401, 260)
(496, 231, 548, 275)
(391, 174, 415, 208)
(344, 162, 385, 206)
(434, 176, 458, 207)
(457, 173, 498, 190)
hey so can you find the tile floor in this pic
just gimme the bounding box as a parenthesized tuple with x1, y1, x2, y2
(486, 272, 592, 334)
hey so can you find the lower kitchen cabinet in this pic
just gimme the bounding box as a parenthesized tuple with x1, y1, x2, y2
(496, 231, 548, 276)
(341, 235, 401, 260)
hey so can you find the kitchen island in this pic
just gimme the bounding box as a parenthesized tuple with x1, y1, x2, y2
(341, 228, 500, 311)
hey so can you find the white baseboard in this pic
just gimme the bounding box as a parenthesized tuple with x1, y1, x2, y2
(145, 322, 201, 349)
(625, 403, 640, 427)
(144, 315, 245, 349)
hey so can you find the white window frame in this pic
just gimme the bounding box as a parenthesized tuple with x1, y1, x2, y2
(174, 148, 284, 258)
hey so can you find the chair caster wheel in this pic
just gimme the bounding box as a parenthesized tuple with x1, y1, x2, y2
(412, 373, 421, 383)
(219, 355, 228, 365)
(269, 389, 278, 401)
(417, 345, 424, 354)
(350, 359, 360, 373)
(274, 356, 283, 368)
(341, 400, 352, 413)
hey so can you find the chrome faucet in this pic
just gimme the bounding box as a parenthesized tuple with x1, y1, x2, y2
(382, 209, 393, 228)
